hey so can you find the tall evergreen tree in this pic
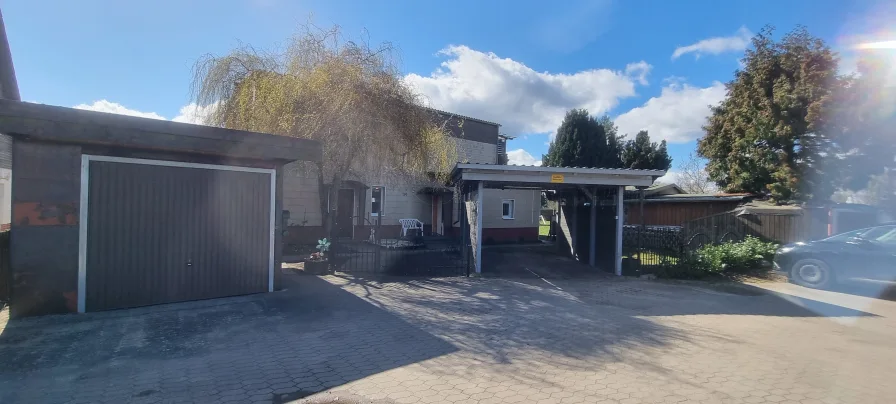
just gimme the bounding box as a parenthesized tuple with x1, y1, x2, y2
(697, 26, 840, 202)
(543, 109, 622, 168)
(620, 131, 673, 170)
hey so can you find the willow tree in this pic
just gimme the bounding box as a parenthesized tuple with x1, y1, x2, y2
(190, 25, 456, 235)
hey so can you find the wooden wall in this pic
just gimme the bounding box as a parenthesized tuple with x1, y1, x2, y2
(625, 201, 741, 226)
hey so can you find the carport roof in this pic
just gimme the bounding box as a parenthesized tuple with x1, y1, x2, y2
(450, 163, 665, 188)
(0, 99, 322, 163)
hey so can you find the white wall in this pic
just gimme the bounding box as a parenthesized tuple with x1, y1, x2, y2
(282, 162, 323, 226)
(282, 138, 506, 229)
(481, 189, 539, 228)
(361, 182, 432, 226)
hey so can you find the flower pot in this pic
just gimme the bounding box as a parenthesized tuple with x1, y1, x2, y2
(304, 260, 330, 275)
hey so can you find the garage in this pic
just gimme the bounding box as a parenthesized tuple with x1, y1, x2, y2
(82, 157, 275, 311)
(1, 99, 321, 317)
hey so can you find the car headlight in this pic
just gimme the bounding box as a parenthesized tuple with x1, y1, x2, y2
(777, 246, 795, 254)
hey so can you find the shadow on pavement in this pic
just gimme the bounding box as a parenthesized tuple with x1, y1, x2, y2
(825, 279, 896, 301)
(480, 244, 611, 279)
(475, 243, 877, 319)
(328, 274, 693, 384)
(0, 275, 457, 403)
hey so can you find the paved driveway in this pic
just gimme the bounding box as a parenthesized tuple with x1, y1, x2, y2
(2, 274, 896, 404)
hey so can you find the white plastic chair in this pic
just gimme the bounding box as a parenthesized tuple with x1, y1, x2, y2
(399, 218, 424, 237)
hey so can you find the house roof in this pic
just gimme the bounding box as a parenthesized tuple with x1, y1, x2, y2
(0, 100, 322, 163)
(451, 163, 666, 188)
(735, 200, 804, 216)
(425, 107, 501, 127)
(626, 194, 752, 203)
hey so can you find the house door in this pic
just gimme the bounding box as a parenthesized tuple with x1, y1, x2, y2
(432, 195, 442, 235)
(335, 189, 354, 239)
(442, 195, 454, 237)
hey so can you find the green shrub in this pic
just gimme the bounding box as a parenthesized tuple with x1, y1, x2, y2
(654, 236, 777, 279)
(654, 253, 713, 279)
(695, 236, 778, 273)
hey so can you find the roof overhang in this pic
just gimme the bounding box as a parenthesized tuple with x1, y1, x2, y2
(450, 163, 665, 189)
(0, 100, 322, 163)
(624, 195, 751, 203)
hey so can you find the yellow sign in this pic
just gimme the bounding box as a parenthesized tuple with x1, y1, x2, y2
(550, 174, 564, 183)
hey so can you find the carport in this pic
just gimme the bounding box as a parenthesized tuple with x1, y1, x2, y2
(1, 100, 321, 317)
(451, 164, 665, 275)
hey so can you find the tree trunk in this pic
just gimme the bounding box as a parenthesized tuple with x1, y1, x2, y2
(316, 163, 335, 239)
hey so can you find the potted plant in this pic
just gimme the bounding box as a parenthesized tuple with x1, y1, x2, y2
(304, 238, 332, 275)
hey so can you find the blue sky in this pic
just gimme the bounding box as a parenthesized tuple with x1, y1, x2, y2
(4, 0, 893, 180)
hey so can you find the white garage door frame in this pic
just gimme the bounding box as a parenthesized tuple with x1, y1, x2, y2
(77, 155, 277, 313)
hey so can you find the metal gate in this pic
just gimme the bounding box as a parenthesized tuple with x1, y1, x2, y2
(329, 197, 471, 277)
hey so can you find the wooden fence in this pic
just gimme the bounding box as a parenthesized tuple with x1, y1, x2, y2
(622, 208, 833, 273)
(681, 209, 829, 246)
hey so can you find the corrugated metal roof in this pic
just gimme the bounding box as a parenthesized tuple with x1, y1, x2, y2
(426, 107, 501, 127)
(634, 194, 751, 202)
(459, 162, 667, 174)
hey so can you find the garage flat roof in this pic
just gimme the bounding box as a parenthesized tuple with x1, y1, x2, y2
(0, 100, 322, 163)
(451, 163, 665, 188)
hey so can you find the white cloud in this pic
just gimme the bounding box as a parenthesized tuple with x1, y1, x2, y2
(507, 149, 542, 166)
(615, 81, 727, 143)
(625, 61, 652, 85)
(672, 26, 752, 60)
(405, 45, 649, 137)
(73, 100, 166, 120)
(73, 100, 216, 125)
(172, 102, 218, 125)
(655, 170, 679, 185)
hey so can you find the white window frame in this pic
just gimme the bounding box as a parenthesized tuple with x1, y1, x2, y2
(502, 199, 515, 220)
(371, 186, 386, 217)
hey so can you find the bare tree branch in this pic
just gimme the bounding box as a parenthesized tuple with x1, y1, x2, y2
(676, 153, 717, 194)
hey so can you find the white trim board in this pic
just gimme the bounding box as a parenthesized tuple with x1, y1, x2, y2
(77, 155, 277, 313)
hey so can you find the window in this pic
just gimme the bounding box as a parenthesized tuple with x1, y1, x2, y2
(502, 199, 514, 219)
(371, 186, 385, 216)
(824, 228, 867, 242)
(868, 226, 896, 245)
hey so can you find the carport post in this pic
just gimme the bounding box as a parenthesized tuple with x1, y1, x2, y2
(615, 185, 624, 276)
(589, 187, 597, 268)
(475, 180, 483, 274)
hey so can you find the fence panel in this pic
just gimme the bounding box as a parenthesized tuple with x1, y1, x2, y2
(327, 200, 471, 277)
(623, 210, 812, 275)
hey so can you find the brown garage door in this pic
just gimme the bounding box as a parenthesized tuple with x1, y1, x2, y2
(84, 158, 272, 311)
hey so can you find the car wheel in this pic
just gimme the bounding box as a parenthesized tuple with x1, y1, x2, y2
(790, 259, 834, 289)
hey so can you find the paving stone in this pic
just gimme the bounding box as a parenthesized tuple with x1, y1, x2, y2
(3, 275, 896, 404)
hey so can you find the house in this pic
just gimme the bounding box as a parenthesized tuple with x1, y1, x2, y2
(281, 109, 541, 248)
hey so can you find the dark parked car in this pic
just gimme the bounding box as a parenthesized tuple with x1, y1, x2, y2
(775, 224, 896, 288)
